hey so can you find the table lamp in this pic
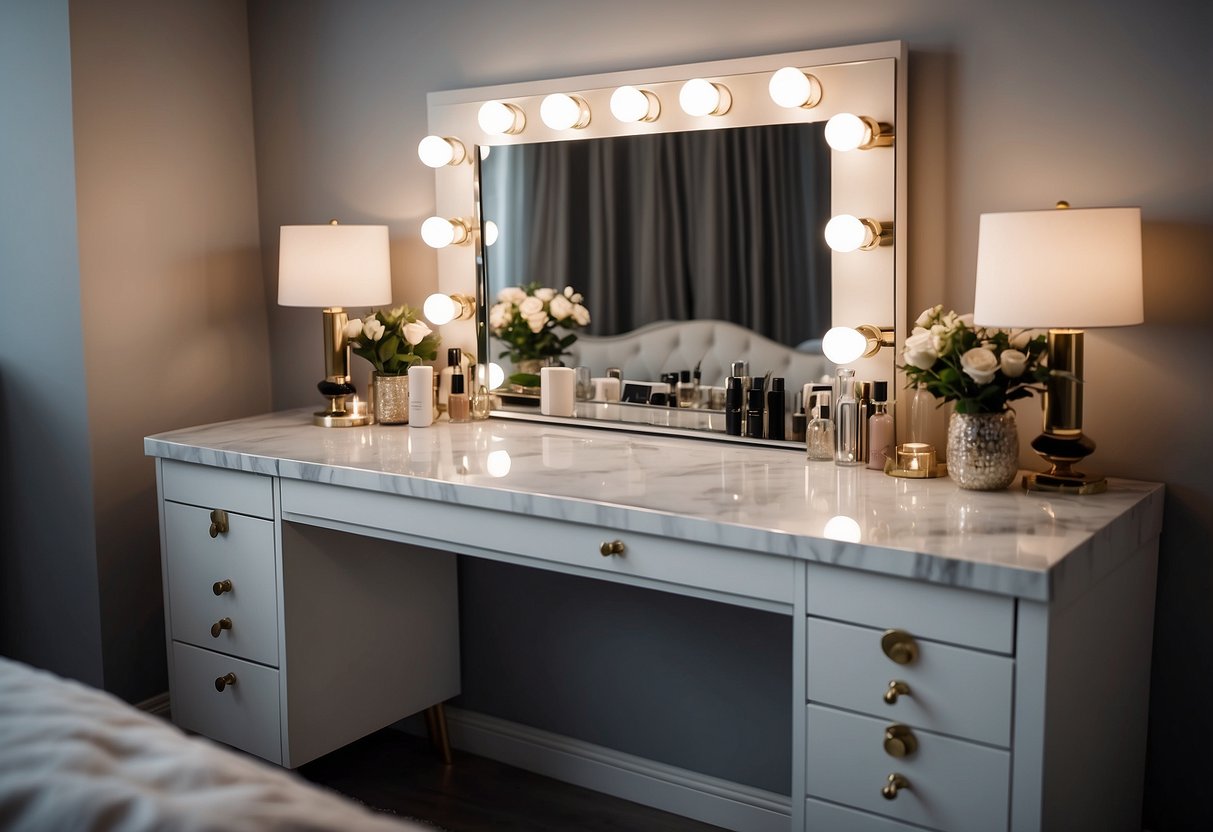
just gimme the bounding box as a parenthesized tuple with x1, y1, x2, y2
(973, 203, 1143, 494)
(278, 221, 392, 427)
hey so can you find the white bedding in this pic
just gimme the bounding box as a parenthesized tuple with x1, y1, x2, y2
(0, 656, 431, 832)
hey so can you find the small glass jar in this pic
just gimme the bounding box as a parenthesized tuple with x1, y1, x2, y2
(807, 403, 835, 461)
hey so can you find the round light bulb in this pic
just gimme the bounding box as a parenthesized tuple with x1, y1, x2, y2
(539, 93, 589, 130)
(421, 216, 457, 248)
(822, 326, 869, 364)
(823, 515, 862, 543)
(423, 293, 456, 325)
(486, 362, 505, 390)
(768, 67, 819, 109)
(486, 450, 512, 478)
(824, 113, 870, 152)
(824, 214, 870, 253)
(417, 135, 463, 167)
(478, 100, 524, 135)
(610, 85, 658, 123)
(679, 78, 729, 117)
(483, 220, 499, 247)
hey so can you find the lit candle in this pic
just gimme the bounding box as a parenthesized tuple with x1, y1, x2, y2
(346, 396, 367, 419)
(897, 442, 935, 473)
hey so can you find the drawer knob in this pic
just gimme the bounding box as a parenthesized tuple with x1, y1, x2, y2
(884, 680, 911, 704)
(208, 509, 229, 539)
(212, 579, 233, 596)
(600, 540, 626, 557)
(210, 617, 232, 638)
(881, 773, 910, 800)
(881, 629, 918, 665)
(883, 724, 918, 757)
(214, 672, 237, 692)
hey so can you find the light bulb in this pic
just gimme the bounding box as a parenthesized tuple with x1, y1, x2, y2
(540, 93, 590, 130)
(417, 135, 464, 167)
(610, 85, 659, 123)
(486, 449, 512, 478)
(478, 100, 524, 135)
(487, 362, 505, 389)
(825, 113, 870, 151)
(768, 67, 821, 109)
(823, 515, 861, 543)
(483, 220, 499, 247)
(423, 293, 457, 325)
(822, 326, 869, 364)
(421, 217, 468, 249)
(824, 214, 871, 253)
(679, 78, 730, 117)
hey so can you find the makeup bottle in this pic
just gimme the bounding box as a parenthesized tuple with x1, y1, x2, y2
(731, 360, 750, 397)
(834, 367, 862, 466)
(677, 370, 697, 408)
(867, 380, 894, 470)
(807, 403, 834, 461)
(745, 385, 765, 439)
(766, 378, 786, 440)
(854, 381, 871, 469)
(437, 348, 462, 413)
(791, 391, 808, 443)
(408, 365, 434, 427)
(448, 365, 470, 422)
(725, 375, 743, 436)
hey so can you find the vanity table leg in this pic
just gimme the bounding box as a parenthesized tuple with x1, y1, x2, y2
(425, 703, 453, 765)
(791, 560, 808, 832)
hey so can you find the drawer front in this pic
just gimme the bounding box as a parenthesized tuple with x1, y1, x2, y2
(805, 798, 933, 832)
(806, 562, 1014, 654)
(164, 501, 279, 665)
(806, 704, 1010, 832)
(161, 459, 274, 519)
(807, 617, 1013, 747)
(281, 478, 795, 607)
(170, 641, 282, 764)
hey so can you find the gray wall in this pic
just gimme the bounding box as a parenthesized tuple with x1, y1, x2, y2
(0, 0, 104, 686)
(247, 1, 1212, 827)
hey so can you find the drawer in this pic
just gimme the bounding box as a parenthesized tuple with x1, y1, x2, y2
(807, 617, 1013, 747)
(805, 798, 933, 832)
(281, 478, 795, 607)
(806, 562, 1014, 654)
(164, 501, 279, 665)
(170, 641, 282, 764)
(806, 704, 1010, 832)
(162, 459, 274, 519)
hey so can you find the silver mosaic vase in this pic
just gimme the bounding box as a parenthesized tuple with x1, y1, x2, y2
(372, 372, 409, 425)
(946, 411, 1019, 491)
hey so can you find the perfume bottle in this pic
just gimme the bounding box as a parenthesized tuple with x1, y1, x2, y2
(807, 403, 834, 461)
(907, 381, 931, 445)
(867, 381, 895, 470)
(448, 366, 470, 422)
(834, 367, 862, 466)
(677, 370, 697, 408)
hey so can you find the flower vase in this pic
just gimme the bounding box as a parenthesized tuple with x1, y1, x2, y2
(373, 372, 409, 424)
(946, 411, 1019, 490)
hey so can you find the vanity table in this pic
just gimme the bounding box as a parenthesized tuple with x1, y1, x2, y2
(146, 412, 1162, 832)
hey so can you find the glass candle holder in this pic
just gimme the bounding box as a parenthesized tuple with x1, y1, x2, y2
(897, 442, 936, 473)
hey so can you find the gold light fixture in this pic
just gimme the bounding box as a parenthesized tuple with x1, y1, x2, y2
(539, 93, 591, 130)
(821, 324, 895, 364)
(477, 100, 525, 135)
(974, 202, 1143, 494)
(824, 113, 895, 151)
(417, 135, 466, 167)
(678, 78, 731, 117)
(420, 216, 471, 248)
(422, 292, 476, 326)
(609, 85, 660, 123)
(824, 215, 893, 252)
(768, 66, 822, 109)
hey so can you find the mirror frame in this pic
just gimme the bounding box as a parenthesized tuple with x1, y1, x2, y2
(426, 40, 906, 418)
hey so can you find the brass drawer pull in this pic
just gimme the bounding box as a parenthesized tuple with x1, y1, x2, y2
(208, 509, 229, 539)
(881, 773, 910, 800)
(210, 617, 232, 638)
(884, 680, 911, 704)
(214, 672, 237, 692)
(212, 579, 233, 596)
(883, 724, 918, 757)
(881, 629, 918, 665)
(600, 540, 626, 557)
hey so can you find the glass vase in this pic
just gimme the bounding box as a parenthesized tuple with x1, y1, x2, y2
(946, 410, 1019, 490)
(373, 372, 409, 425)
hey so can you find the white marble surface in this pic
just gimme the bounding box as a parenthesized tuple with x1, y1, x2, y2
(145, 410, 1163, 603)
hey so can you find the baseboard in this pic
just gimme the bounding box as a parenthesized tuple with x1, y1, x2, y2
(443, 706, 791, 832)
(136, 690, 171, 719)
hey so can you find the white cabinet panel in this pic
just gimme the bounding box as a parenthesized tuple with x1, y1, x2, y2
(161, 458, 273, 519)
(805, 798, 932, 832)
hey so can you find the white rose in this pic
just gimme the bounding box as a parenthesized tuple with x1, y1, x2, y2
(1000, 349, 1028, 378)
(497, 286, 527, 304)
(344, 318, 363, 340)
(519, 296, 544, 317)
(571, 303, 590, 326)
(388, 305, 406, 320)
(903, 328, 937, 369)
(549, 294, 573, 320)
(930, 323, 949, 354)
(489, 302, 510, 330)
(958, 313, 975, 329)
(1010, 329, 1034, 350)
(914, 305, 941, 328)
(402, 320, 432, 346)
(960, 347, 999, 384)
(534, 287, 556, 301)
(525, 311, 549, 333)
(364, 318, 386, 341)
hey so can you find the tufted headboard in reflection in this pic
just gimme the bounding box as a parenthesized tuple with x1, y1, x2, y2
(562, 319, 831, 396)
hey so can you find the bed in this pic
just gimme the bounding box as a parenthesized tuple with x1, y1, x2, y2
(0, 656, 432, 832)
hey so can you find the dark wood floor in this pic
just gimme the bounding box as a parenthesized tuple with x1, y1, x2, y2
(299, 727, 727, 832)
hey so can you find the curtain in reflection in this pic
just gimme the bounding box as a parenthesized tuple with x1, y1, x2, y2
(482, 124, 830, 347)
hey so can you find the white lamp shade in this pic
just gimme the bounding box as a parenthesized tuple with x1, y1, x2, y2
(973, 207, 1143, 328)
(277, 224, 392, 308)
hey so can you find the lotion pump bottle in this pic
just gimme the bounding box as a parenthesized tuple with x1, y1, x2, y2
(867, 381, 895, 470)
(408, 365, 434, 427)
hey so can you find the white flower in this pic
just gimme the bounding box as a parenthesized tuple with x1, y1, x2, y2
(534, 287, 556, 301)
(344, 318, 364, 340)
(958, 313, 975, 329)
(914, 305, 941, 328)
(364, 318, 386, 341)
(549, 294, 573, 320)
(518, 296, 544, 317)
(903, 328, 938, 369)
(402, 320, 432, 346)
(571, 303, 590, 326)
(1000, 349, 1028, 378)
(489, 302, 510, 330)
(525, 311, 549, 333)
(960, 347, 999, 384)
(497, 286, 527, 305)
(1010, 330, 1034, 350)
(930, 323, 949, 354)
(388, 305, 406, 321)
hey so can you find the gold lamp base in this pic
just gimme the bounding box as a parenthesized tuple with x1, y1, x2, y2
(1022, 470, 1107, 495)
(313, 408, 371, 428)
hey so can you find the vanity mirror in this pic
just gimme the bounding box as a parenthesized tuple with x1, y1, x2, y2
(425, 41, 906, 443)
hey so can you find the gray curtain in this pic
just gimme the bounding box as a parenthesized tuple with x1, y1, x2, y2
(481, 123, 830, 347)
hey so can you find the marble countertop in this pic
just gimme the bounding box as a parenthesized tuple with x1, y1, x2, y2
(145, 410, 1164, 603)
